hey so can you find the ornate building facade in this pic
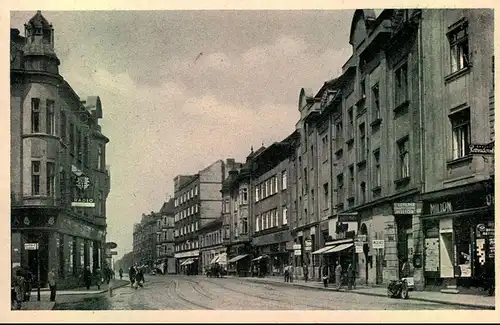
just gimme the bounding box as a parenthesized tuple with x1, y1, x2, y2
(10, 11, 110, 289)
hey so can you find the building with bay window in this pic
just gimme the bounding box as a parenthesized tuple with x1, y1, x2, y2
(10, 11, 110, 289)
(156, 198, 176, 274)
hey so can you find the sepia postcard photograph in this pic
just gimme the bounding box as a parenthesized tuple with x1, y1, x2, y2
(4, 1, 498, 323)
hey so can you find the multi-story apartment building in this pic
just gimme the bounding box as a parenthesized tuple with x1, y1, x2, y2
(156, 198, 176, 274)
(199, 217, 225, 274)
(10, 11, 111, 289)
(292, 9, 494, 292)
(132, 212, 159, 268)
(174, 159, 234, 274)
(222, 158, 253, 275)
(418, 9, 494, 292)
(250, 133, 298, 276)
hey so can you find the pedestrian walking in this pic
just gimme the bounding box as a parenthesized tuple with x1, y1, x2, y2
(347, 262, 355, 290)
(322, 264, 329, 288)
(129, 264, 136, 287)
(135, 267, 144, 289)
(119, 268, 124, 280)
(303, 263, 309, 282)
(83, 266, 92, 290)
(22, 266, 33, 302)
(11, 269, 25, 310)
(400, 258, 410, 279)
(284, 264, 290, 282)
(94, 267, 103, 290)
(48, 268, 57, 302)
(335, 261, 342, 290)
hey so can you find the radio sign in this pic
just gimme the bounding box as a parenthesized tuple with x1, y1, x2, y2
(72, 174, 95, 208)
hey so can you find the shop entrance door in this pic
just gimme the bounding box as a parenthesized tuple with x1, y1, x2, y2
(439, 232, 454, 278)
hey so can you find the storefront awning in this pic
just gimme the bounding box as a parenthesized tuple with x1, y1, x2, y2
(252, 255, 269, 262)
(210, 255, 220, 264)
(228, 254, 248, 263)
(184, 259, 195, 266)
(328, 243, 354, 253)
(180, 258, 193, 266)
(312, 246, 336, 255)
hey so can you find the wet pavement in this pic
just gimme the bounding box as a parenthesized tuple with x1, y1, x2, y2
(54, 275, 478, 310)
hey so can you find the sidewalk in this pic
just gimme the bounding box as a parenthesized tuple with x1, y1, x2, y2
(17, 279, 129, 310)
(231, 276, 495, 310)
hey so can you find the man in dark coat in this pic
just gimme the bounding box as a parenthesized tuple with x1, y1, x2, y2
(129, 264, 137, 287)
(83, 266, 92, 290)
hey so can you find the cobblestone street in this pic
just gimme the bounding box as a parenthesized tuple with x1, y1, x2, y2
(54, 275, 477, 310)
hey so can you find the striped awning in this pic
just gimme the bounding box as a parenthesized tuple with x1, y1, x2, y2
(180, 258, 193, 266)
(328, 243, 354, 253)
(184, 259, 195, 265)
(252, 255, 269, 262)
(228, 254, 248, 263)
(312, 245, 336, 255)
(210, 255, 220, 264)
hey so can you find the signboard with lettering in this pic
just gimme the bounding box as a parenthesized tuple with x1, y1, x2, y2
(430, 202, 453, 215)
(355, 242, 363, 253)
(393, 203, 422, 215)
(72, 173, 95, 208)
(338, 213, 358, 222)
(372, 240, 384, 249)
(469, 142, 494, 155)
(294, 250, 302, 256)
(293, 244, 301, 250)
(24, 243, 39, 250)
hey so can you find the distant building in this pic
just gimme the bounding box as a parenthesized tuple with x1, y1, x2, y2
(156, 198, 176, 274)
(10, 11, 110, 289)
(174, 159, 236, 274)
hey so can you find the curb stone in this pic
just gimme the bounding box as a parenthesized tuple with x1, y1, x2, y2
(240, 277, 495, 310)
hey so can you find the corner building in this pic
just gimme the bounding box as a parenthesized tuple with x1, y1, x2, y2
(10, 11, 110, 289)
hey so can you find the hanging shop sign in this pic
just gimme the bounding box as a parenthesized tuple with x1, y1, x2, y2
(355, 241, 364, 253)
(72, 173, 95, 208)
(429, 201, 453, 215)
(305, 240, 312, 251)
(24, 243, 39, 250)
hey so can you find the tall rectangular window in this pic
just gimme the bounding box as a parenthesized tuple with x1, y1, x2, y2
(274, 209, 278, 227)
(373, 149, 381, 187)
(282, 206, 288, 225)
(372, 84, 380, 120)
(347, 108, 354, 140)
(97, 145, 103, 170)
(46, 100, 55, 135)
(281, 170, 287, 190)
(397, 137, 410, 179)
(303, 168, 308, 193)
(60, 110, 67, 141)
(360, 182, 366, 204)
(322, 135, 328, 161)
(360, 79, 366, 98)
(31, 98, 40, 133)
(336, 120, 343, 139)
(450, 108, 471, 159)
(255, 187, 259, 202)
(359, 123, 366, 161)
(69, 122, 75, 155)
(337, 173, 344, 202)
(395, 62, 408, 106)
(46, 162, 55, 196)
(448, 22, 469, 73)
(274, 176, 278, 194)
(348, 165, 354, 198)
(311, 189, 315, 214)
(241, 188, 248, 204)
(255, 215, 260, 232)
(323, 183, 329, 210)
(83, 136, 89, 166)
(31, 161, 40, 195)
(76, 128, 82, 160)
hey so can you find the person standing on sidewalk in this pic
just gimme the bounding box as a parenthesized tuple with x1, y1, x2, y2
(284, 264, 290, 282)
(119, 268, 123, 280)
(347, 262, 355, 290)
(83, 266, 92, 290)
(335, 261, 342, 290)
(11, 269, 25, 310)
(94, 267, 103, 290)
(48, 268, 57, 302)
(322, 264, 329, 288)
(129, 264, 137, 287)
(22, 266, 33, 302)
(303, 263, 309, 282)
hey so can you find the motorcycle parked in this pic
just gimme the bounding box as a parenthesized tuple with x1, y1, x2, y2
(387, 278, 409, 299)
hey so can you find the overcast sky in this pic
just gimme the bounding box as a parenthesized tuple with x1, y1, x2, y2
(11, 10, 358, 260)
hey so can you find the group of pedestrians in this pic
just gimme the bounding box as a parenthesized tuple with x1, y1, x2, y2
(322, 261, 356, 290)
(11, 266, 57, 310)
(128, 264, 145, 289)
(82, 265, 115, 290)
